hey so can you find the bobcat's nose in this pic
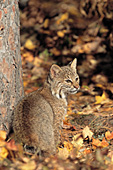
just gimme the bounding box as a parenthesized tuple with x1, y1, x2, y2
(73, 82, 80, 90)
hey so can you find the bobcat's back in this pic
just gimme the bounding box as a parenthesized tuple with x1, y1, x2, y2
(13, 58, 80, 155)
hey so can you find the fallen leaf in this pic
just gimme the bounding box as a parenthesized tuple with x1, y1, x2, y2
(43, 18, 49, 28)
(18, 160, 36, 170)
(108, 151, 113, 161)
(6, 139, 18, 151)
(33, 57, 43, 67)
(71, 134, 83, 149)
(67, 107, 75, 115)
(82, 126, 93, 141)
(95, 91, 107, 104)
(105, 131, 113, 140)
(24, 39, 36, 50)
(101, 138, 109, 148)
(21, 157, 30, 163)
(63, 141, 73, 152)
(84, 148, 92, 155)
(0, 140, 6, 147)
(50, 47, 61, 56)
(92, 138, 101, 148)
(0, 130, 7, 141)
(22, 52, 34, 62)
(82, 37, 101, 54)
(92, 137, 109, 148)
(57, 31, 65, 38)
(69, 148, 78, 160)
(23, 81, 29, 87)
(58, 147, 70, 160)
(0, 147, 8, 161)
(68, 6, 79, 16)
(77, 111, 83, 114)
(72, 37, 102, 54)
(56, 13, 69, 25)
(95, 84, 105, 89)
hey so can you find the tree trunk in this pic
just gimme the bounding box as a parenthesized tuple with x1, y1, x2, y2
(0, 0, 24, 134)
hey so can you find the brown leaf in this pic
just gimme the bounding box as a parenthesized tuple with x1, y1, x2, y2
(82, 37, 102, 54)
(6, 139, 18, 151)
(18, 160, 36, 170)
(82, 126, 93, 141)
(22, 52, 34, 62)
(83, 148, 92, 155)
(50, 47, 61, 56)
(101, 138, 109, 148)
(58, 147, 70, 160)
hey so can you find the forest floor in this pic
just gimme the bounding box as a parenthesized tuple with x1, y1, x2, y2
(0, 0, 113, 169)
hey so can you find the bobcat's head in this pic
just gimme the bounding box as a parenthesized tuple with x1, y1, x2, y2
(48, 58, 80, 99)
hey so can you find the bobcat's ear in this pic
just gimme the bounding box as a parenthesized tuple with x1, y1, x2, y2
(70, 58, 77, 71)
(50, 64, 62, 79)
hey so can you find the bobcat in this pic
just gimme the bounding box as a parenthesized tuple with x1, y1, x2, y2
(13, 58, 80, 155)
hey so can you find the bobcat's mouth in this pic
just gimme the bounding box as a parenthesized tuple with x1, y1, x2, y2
(70, 87, 80, 94)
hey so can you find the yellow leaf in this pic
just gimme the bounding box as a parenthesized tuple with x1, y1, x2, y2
(57, 31, 64, 38)
(78, 48, 84, 53)
(77, 111, 83, 114)
(33, 57, 43, 67)
(71, 134, 83, 149)
(95, 84, 104, 89)
(0, 130, 7, 141)
(24, 39, 36, 50)
(82, 126, 93, 141)
(63, 141, 73, 152)
(0, 147, 8, 160)
(105, 131, 113, 140)
(0, 140, 6, 147)
(95, 91, 107, 104)
(100, 28, 108, 34)
(43, 19, 49, 28)
(23, 81, 29, 87)
(56, 13, 69, 25)
(22, 52, 34, 62)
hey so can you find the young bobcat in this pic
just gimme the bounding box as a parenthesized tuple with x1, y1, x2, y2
(13, 58, 80, 155)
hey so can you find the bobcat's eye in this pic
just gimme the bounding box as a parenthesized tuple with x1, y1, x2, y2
(65, 79, 72, 83)
(75, 77, 78, 81)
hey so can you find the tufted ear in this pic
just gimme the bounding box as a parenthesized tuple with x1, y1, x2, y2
(50, 64, 62, 79)
(70, 58, 77, 71)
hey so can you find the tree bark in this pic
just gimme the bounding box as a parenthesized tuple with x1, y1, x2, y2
(0, 0, 24, 134)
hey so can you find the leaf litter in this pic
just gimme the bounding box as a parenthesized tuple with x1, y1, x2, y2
(1, 0, 113, 169)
